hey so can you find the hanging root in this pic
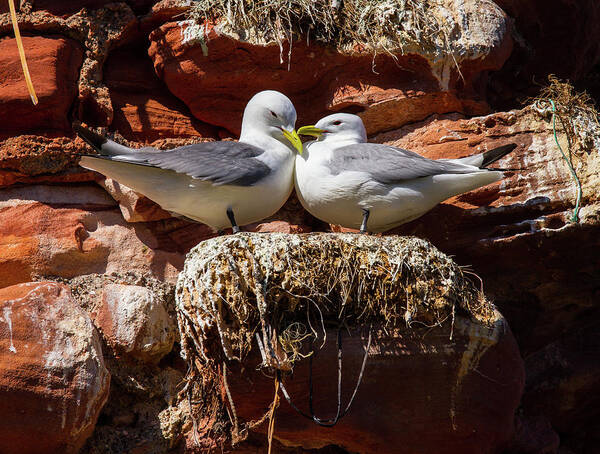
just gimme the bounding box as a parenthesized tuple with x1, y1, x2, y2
(267, 378, 280, 454)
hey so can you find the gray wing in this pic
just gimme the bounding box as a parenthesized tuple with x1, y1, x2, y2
(102, 141, 271, 186)
(329, 143, 482, 184)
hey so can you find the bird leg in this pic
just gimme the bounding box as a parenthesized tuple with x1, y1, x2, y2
(226, 207, 241, 233)
(360, 209, 370, 234)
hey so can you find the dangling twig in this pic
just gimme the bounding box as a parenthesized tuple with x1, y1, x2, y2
(8, 0, 38, 105)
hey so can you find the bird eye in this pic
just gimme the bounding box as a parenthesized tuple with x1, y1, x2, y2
(270, 110, 278, 118)
(332, 120, 342, 125)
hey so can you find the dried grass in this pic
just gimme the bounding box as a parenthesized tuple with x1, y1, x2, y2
(188, 0, 456, 62)
(531, 75, 600, 155)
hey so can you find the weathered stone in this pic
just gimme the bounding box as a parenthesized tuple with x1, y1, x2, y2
(33, 0, 155, 16)
(0, 135, 95, 187)
(373, 107, 600, 354)
(0, 4, 139, 127)
(148, 6, 511, 136)
(0, 35, 83, 138)
(92, 283, 175, 363)
(0, 184, 194, 287)
(104, 48, 218, 142)
(0, 281, 110, 454)
(33, 1, 119, 16)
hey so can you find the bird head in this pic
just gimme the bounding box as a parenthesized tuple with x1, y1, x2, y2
(240, 90, 303, 154)
(298, 113, 367, 145)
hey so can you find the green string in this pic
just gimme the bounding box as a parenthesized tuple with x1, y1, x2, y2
(550, 99, 582, 223)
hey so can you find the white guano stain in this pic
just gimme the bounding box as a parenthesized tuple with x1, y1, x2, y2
(177, 19, 208, 55)
(1, 285, 46, 354)
(2, 305, 16, 353)
(450, 313, 505, 430)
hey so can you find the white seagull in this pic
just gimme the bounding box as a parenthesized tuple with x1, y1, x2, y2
(295, 113, 518, 233)
(76, 90, 303, 232)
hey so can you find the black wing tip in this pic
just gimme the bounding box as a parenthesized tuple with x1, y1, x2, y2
(73, 123, 107, 152)
(481, 143, 518, 167)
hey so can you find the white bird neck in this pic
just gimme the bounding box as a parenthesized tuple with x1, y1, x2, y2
(319, 134, 363, 149)
(240, 131, 295, 158)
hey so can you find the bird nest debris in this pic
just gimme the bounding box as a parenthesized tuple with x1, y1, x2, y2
(530, 75, 600, 222)
(187, 0, 470, 74)
(175, 233, 498, 446)
(531, 75, 600, 155)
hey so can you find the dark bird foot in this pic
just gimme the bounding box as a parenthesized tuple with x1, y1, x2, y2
(360, 209, 370, 234)
(227, 207, 241, 234)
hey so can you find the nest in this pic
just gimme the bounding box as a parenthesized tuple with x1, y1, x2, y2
(175, 233, 497, 446)
(188, 0, 461, 65)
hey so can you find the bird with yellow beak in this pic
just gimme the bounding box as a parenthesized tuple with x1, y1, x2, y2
(77, 90, 303, 232)
(296, 113, 517, 233)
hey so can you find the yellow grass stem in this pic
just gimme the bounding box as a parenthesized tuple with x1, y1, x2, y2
(267, 377, 280, 454)
(8, 0, 38, 105)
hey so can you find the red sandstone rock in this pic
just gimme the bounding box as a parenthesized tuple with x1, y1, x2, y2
(0, 281, 110, 454)
(0, 35, 83, 139)
(0, 135, 95, 187)
(371, 108, 600, 355)
(0, 183, 311, 287)
(33, 0, 155, 16)
(33, 1, 118, 16)
(226, 319, 524, 454)
(0, 184, 195, 286)
(148, 21, 508, 135)
(92, 283, 175, 363)
(141, 0, 192, 33)
(104, 48, 218, 142)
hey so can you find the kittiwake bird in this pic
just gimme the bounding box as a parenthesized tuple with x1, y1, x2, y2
(296, 113, 518, 233)
(76, 90, 303, 232)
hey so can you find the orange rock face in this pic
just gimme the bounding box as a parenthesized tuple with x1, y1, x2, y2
(92, 283, 175, 363)
(0, 282, 110, 454)
(104, 48, 219, 142)
(0, 36, 83, 139)
(148, 23, 505, 136)
(0, 184, 203, 287)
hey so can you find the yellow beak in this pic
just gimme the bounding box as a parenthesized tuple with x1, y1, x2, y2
(282, 128, 303, 155)
(297, 125, 325, 138)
